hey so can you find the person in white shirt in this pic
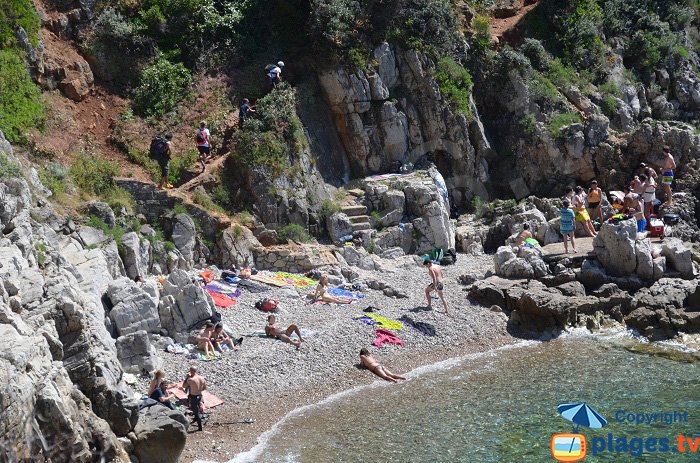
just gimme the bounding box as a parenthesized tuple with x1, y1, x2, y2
(195, 121, 211, 171)
(267, 61, 284, 88)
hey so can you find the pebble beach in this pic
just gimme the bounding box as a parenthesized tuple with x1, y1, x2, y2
(134, 253, 517, 462)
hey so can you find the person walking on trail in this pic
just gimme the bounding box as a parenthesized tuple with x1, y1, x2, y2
(150, 133, 173, 190)
(182, 366, 206, 432)
(423, 260, 448, 315)
(239, 98, 256, 128)
(266, 61, 284, 88)
(659, 145, 677, 205)
(195, 121, 211, 172)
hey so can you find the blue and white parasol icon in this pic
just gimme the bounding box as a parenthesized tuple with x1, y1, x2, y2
(557, 402, 608, 432)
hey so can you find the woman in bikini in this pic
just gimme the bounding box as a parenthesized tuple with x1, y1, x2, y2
(640, 172, 656, 222)
(313, 274, 353, 304)
(572, 186, 597, 237)
(359, 348, 406, 383)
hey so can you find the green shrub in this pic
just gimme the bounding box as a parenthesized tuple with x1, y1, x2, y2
(529, 72, 560, 103)
(347, 47, 368, 69)
(125, 147, 162, 181)
(35, 243, 47, 267)
(494, 47, 531, 76)
(472, 15, 492, 52)
(169, 203, 188, 215)
(548, 112, 582, 137)
(103, 187, 135, 213)
(70, 154, 118, 196)
(520, 38, 551, 72)
(0, 0, 40, 47)
(87, 215, 126, 242)
(133, 55, 192, 117)
(598, 80, 621, 97)
(601, 95, 618, 117)
(471, 195, 485, 217)
(211, 184, 230, 209)
(232, 223, 243, 237)
(0, 50, 45, 143)
(519, 113, 537, 136)
(167, 150, 198, 185)
(367, 238, 376, 254)
(236, 211, 253, 226)
(320, 199, 341, 220)
(277, 223, 312, 243)
(39, 162, 70, 196)
(434, 57, 473, 116)
(309, 0, 361, 50)
(0, 150, 21, 179)
(192, 189, 226, 214)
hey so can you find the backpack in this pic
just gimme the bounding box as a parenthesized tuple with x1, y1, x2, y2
(149, 136, 168, 161)
(210, 310, 222, 325)
(255, 298, 278, 312)
(195, 129, 206, 144)
(265, 63, 275, 71)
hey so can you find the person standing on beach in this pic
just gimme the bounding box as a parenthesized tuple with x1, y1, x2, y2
(183, 366, 206, 431)
(424, 260, 448, 314)
(659, 145, 677, 205)
(359, 348, 406, 383)
(559, 199, 577, 254)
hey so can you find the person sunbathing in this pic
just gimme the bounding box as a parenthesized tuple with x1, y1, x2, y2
(313, 274, 352, 304)
(196, 322, 217, 356)
(359, 348, 406, 383)
(264, 315, 304, 349)
(148, 369, 166, 395)
(210, 323, 242, 352)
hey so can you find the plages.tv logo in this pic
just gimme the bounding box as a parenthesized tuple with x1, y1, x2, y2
(551, 402, 607, 462)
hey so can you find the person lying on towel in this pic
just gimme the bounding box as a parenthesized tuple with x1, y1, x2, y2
(359, 348, 406, 383)
(264, 315, 304, 349)
(314, 274, 352, 304)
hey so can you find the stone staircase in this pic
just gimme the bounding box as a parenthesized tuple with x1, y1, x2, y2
(341, 204, 372, 232)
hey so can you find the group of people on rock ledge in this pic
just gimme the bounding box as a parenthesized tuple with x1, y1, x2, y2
(517, 145, 677, 254)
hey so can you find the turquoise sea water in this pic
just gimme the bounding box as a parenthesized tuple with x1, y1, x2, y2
(225, 334, 699, 463)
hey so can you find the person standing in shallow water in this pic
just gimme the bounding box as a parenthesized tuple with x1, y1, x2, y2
(424, 260, 448, 315)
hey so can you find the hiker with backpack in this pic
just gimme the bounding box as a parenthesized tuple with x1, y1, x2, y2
(195, 121, 211, 172)
(265, 61, 284, 89)
(149, 133, 173, 189)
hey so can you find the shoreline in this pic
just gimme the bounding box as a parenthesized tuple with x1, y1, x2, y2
(181, 331, 518, 463)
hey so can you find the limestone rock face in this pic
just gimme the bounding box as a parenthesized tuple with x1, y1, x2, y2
(593, 219, 644, 277)
(119, 232, 150, 280)
(167, 213, 196, 264)
(159, 269, 214, 343)
(132, 405, 188, 463)
(327, 212, 354, 243)
(116, 330, 162, 374)
(107, 278, 161, 336)
(403, 180, 455, 253)
(215, 224, 259, 269)
(494, 245, 549, 279)
(660, 238, 696, 279)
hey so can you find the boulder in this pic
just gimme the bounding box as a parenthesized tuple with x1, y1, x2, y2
(494, 245, 548, 279)
(660, 238, 695, 279)
(159, 269, 214, 343)
(116, 330, 162, 374)
(86, 201, 116, 228)
(132, 405, 188, 463)
(107, 278, 161, 336)
(326, 212, 353, 243)
(593, 219, 637, 276)
(382, 189, 406, 212)
(215, 225, 258, 269)
(119, 232, 150, 280)
(169, 213, 196, 264)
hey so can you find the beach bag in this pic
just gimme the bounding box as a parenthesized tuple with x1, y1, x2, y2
(255, 298, 278, 312)
(149, 136, 168, 161)
(210, 311, 222, 325)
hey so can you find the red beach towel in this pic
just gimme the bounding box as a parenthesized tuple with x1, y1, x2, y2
(373, 328, 405, 348)
(207, 290, 237, 308)
(166, 386, 224, 411)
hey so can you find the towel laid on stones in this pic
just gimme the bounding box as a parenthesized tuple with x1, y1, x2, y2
(207, 290, 237, 308)
(354, 313, 402, 331)
(327, 287, 365, 300)
(166, 386, 224, 411)
(373, 328, 405, 348)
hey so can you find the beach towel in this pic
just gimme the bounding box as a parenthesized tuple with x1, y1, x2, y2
(204, 284, 241, 299)
(166, 386, 224, 411)
(209, 280, 241, 295)
(272, 272, 317, 288)
(250, 273, 289, 287)
(353, 315, 377, 326)
(207, 290, 237, 308)
(327, 287, 365, 300)
(398, 315, 436, 336)
(363, 313, 403, 331)
(373, 328, 405, 348)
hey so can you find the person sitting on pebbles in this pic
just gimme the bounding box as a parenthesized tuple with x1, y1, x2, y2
(359, 348, 406, 383)
(196, 322, 217, 357)
(264, 314, 304, 349)
(210, 323, 242, 353)
(313, 274, 353, 304)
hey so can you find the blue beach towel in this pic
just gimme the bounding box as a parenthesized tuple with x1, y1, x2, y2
(327, 287, 365, 299)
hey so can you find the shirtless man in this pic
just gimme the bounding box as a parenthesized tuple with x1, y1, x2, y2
(264, 315, 304, 349)
(182, 366, 206, 431)
(587, 180, 604, 224)
(210, 323, 241, 352)
(359, 348, 406, 383)
(196, 322, 216, 356)
(424, 260, 448, 314)
(515, 223, 533, 246)
(659, 145, 677, 205)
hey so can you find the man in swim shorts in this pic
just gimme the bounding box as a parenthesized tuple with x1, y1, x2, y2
(359, 348, 406, 383)
(424, 260, 448, 315)
(660, 145, 677, 205)
(264, 314, 304, 349)
(587, 180, 604, 224)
